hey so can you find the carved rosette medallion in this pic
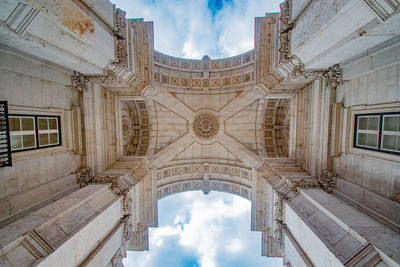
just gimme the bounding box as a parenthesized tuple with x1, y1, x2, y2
(193, 112, 219, 139)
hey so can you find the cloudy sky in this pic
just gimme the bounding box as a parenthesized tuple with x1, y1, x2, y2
(122, 191, 283, 267)
(111, 0, 282, 59)
(112, 0, 284, 266)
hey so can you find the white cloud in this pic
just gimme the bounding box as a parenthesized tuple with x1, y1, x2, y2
(111, 0, 282, 59)
(226, 238, 244, 253)
(123, 191, 284, 267)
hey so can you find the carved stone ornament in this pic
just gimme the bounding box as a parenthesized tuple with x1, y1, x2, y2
(289, 178, 320, 192)
(122, 191, 132, 216)
(278, 0, 293, 63)
(113, 8, 128, 68)
(72, 71, 88, 92)
(121, 215, 133, 240)
(193, 112, 219, 139)
(324, 64, 342, 89)
(318, 170, 337, 193)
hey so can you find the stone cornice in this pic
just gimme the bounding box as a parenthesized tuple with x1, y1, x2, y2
(257, 0, 343, 93)
(72, 9, 154, 94)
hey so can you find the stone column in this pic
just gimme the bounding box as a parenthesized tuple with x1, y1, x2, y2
(77, 158, 152, 266)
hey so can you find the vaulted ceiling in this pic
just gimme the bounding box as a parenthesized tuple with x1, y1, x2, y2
(118, 50, 293, 171)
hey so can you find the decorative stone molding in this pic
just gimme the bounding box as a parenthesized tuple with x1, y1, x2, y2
(74, 17, 153, 95)
(193, 112, 219, 139)
(323, 64, 342, 89)
(292, 62, 325, 79)
(154, 50, 254, 89)
(273, 217, 287, 251)
(317, 170, 337, 193)
(278, 0, 293, 64)
(113, 8, 128, 68)
(72, 71, 88, 92)
(157, 163, 251, 180)
(128, 160, 152, 183)
(157, 179, 252, 200)
(287, 178, 320, 192)
(120, 100, 150, 157)
(82, 160, 151, 197)
(264, 99, 291, 157)
(121, 215, 133, 241)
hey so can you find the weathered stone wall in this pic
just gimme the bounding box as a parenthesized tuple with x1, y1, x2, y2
(334, 46, 400, 201)
(0, 50, 81, 222)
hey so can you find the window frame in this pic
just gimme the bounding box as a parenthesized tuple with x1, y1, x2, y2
(354, 112, 400, 156)
(8, 114, 62, 152)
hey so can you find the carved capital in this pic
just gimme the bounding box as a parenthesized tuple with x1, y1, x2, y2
(72, 72, 88, 92)
(122, 191, 132, 216)
(324, 64, 342, 89)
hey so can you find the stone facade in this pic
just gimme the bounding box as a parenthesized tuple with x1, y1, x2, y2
(0, 0, 400, 266)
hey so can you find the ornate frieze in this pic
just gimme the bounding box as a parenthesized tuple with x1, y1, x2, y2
(122, 191, 132, 216)
(113, 8, 128, 68)
(121, 215, 133, 241)
(154, 50, 254, 89)
(278, 0, 293, 64)
(157, 179, 252, 200)
(287, 178, 320, 192)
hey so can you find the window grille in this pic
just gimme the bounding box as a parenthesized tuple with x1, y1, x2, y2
(0, 101, 12, 167)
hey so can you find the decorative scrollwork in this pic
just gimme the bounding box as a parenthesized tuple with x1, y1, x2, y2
(193, 112, 219, 139)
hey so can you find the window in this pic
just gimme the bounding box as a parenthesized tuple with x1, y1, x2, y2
(354, 112, 400, 155)
(9, 115, 61, 152)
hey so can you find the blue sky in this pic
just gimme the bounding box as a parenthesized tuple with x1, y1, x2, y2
(111, 0, 282, 59)
(122, 191, 283, 267)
